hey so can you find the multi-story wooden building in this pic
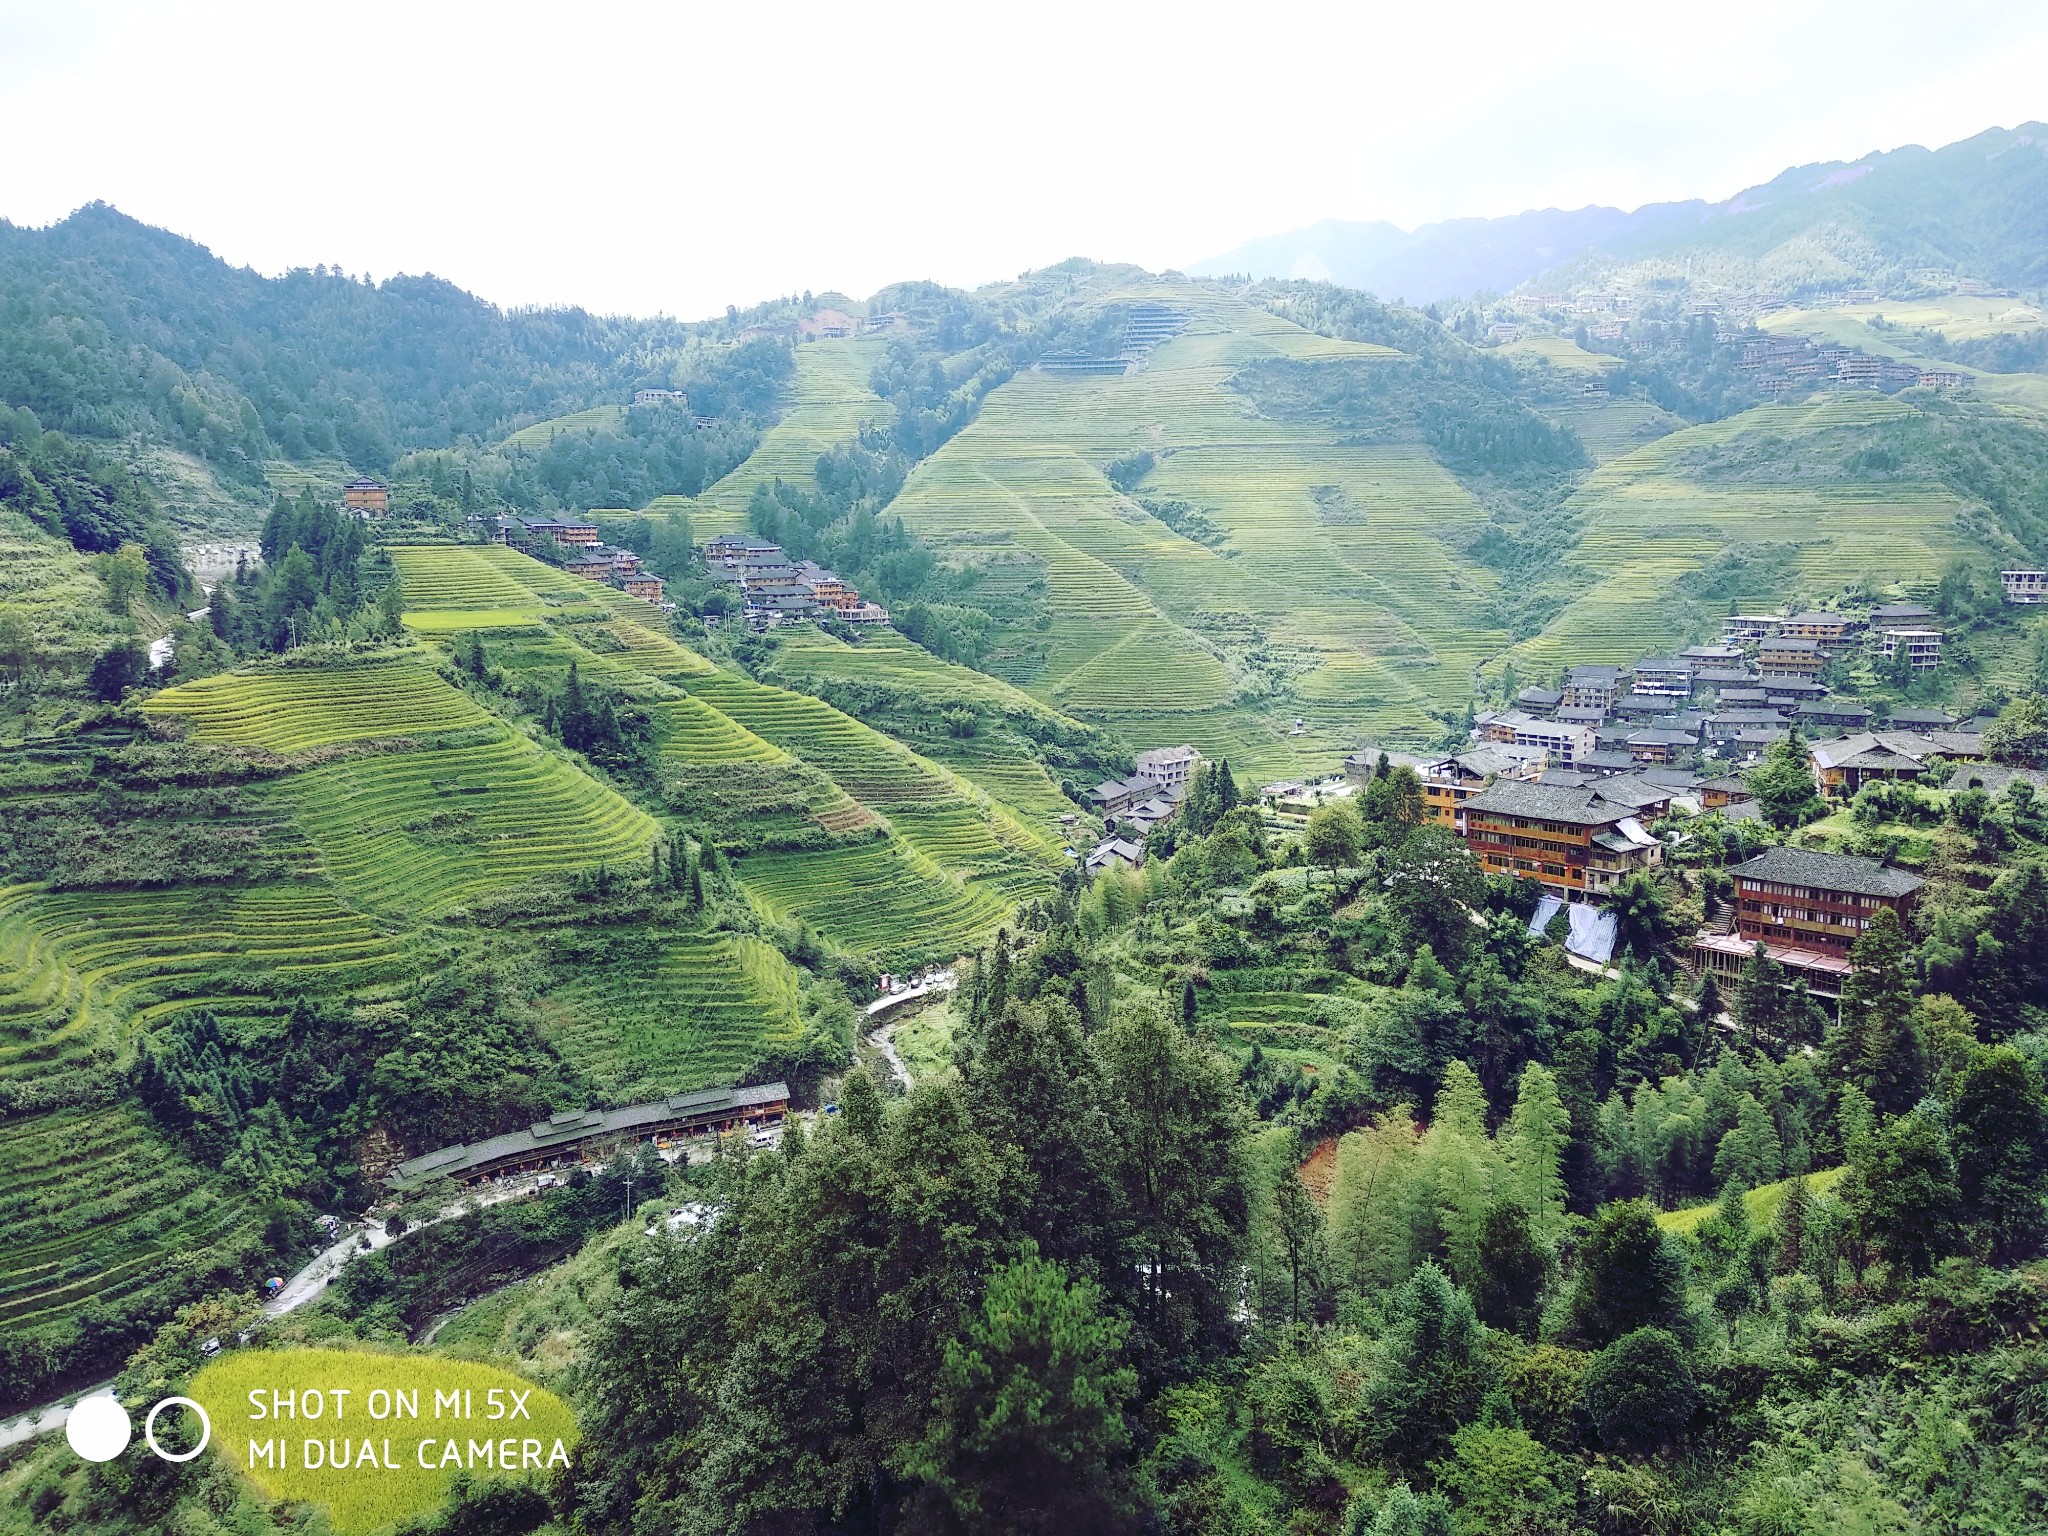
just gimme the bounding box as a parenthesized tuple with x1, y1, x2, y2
(1757, 636, 1827, 678)
(1563, 664, 1626, 711)
(1418, 744, 1548, 827)
(1779, 612, 1854, 645)
(2002, 570, 2048, 605)
(1692, 847, 1922, 998)
(343, 477, 390, 516)
(1456, 779, 1663, 897)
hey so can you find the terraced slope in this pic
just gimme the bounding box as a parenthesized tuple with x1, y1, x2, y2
(737, 839, 1011, 960)
(143, 659, 491, 749)
(888, 280, 1500, 775)
(0, 1104, 253, 1336)
(647, 336, 891, 539)
(276, 732, 659, 918)
(1499, 394, 1983, 679)
(540, 929, 803, 1100)
(0, 510, 130, 673)
(0, 881, 409, 1092)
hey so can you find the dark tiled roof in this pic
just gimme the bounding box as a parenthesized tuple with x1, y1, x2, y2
(1461, 779, 1635, 825)
(1731, 846, 1924, 899)
(388, 1083, 790, 1188)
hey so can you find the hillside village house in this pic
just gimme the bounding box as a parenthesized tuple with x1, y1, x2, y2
(342, 476, 389, 516)
(1477, 711, 1596, 767)
(386, 1084, 790, 1191)
(1870, 601, 1937, 627)
(1417, 744, 1548, 827)
(1756, 636, 1827, 678)
(1134, 745, 1202, 789)
(1811, 730, 1984, 796)
(633, 388, 689, 407)
(1877, 628, 1944, 670)
(2002, 570, 2048, 604)
(1563, 664, 1626, 711)
(1796, 701, 1875, 732)
(1632, 659, 1695, 699)
(1779, 612, 1855, 647)
(1456, 778, 1665, 898)
(621, 574, 666, 603)
(1723, 614, 1783, 642)
(1692, 847, 1924, 999)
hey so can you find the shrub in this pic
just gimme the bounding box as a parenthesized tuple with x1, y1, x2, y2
(1583, 1327, 1697, 1455)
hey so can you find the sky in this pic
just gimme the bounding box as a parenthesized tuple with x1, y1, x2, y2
(2, 0, 2046, 320)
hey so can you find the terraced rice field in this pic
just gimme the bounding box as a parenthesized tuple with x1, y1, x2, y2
(541, 930, 803, 1099)
(0, 882, 408, 1090)
(1503, 395, 1980, 676)
(391, 545, 549, 613)
(886, 280, 1501, 756)
(647, 695, 787, 765)
(0, 1104, 250, 1330)
(500, 404, 629, 450)
(737, 840, 1010, 959)
(277, 733, 659, 917)
(0, 510, 129, 672)
(661, 336, 892, 538)
(144, 659, 490, 750)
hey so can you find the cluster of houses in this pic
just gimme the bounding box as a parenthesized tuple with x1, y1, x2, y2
(702, 535, 888, 629)
(1082, 745, 1201, 871)
(1331, 597, 2042, 999)
(486, 515, 671, 606)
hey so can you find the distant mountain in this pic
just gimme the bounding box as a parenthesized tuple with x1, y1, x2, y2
(1193, 123, 2048, 302)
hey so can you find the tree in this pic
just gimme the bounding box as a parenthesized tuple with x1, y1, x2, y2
(1733, 942, 1784, 1049)
(0, 606, 35, 688)
(96, 540, 150, 614)
(87, 637, 147, 701)
(1747, 730, 1825, 829)
(1984, 694, 2048, 767)
(1351, 1484, 1454, 1536)
(1826, 908, 1926, 1115)
(1180, 976, 1199, 1034)
(1384, 826, 1484, 961)
(1852, 1110, 1962, 1279)
(1365, 1262, 1498, 1473)
(1469, 1197, 1547, 1338)
(1607, 871, 1676, 962)
(1569, 1200, 1688, 1348)
(1361, 766, 1427, 846)
(1948, 1046, 2048, 1263)
(909, 1244, 1140, 1535)
(1430, 1424, 1571, 1536)
(1582, 1328, 1696, 1455)
(1504, 1062, 1569, 1239)
(1304, 799, 1365, 875)
(1270, 1167, 1324, 1324)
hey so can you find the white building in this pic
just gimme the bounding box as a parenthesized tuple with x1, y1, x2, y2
(2002, 570, 2048, 605)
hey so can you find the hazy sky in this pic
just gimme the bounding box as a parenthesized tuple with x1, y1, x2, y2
(3, 1, 2045, 319)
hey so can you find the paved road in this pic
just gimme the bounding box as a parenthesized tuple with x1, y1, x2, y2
(0, 1381, 119, 1452)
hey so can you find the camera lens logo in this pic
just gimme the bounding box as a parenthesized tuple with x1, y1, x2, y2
(65, 1395, 211, 1463)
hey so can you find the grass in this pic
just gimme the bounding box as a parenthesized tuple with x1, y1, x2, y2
(0, 509, 135, 674)
(1659, 1166, 1848, 1235)
(143, 660, 491, 750)
(188, 1346, 579, 1536)
(738, 839, 1010, 960)
(0, 881, 409, 1092)
(390, 546, 551, 614)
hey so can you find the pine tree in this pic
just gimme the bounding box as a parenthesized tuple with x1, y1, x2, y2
(1505, 1062, 1570, 1239)
(1827, 908, 1925, 1116)
(1180, 976, 1199, 1033)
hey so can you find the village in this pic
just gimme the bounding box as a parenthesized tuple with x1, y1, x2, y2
(1081, 575, 2048, 1010)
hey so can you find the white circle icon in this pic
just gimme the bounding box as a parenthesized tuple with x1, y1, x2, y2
(65, 1395, 132, 1462)
(144, 1397, 211, 1463)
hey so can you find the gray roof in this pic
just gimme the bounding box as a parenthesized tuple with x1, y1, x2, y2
(1731, 846, 1924, 899)
(1870, 602, 1935, 621)
(1888, 709, 1957, 728)
(1760, 636, 1823, 652)
(1567, 664, 1624, 683)
(1461, 779, 1639, 826)
(1784, 612, 1849, 626)
(1516, 686, 1565, 708)
(1946, 764, 2048, 797)
(388, 1083, 790, 1189)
